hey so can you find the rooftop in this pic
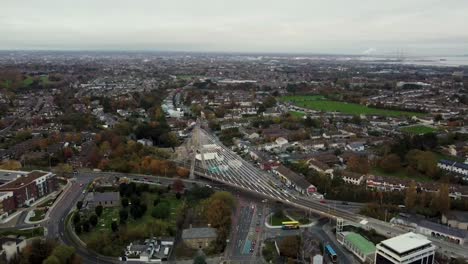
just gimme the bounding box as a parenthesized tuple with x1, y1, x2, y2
(380, 232, 431, 254)
(0, 171, 49, 190)
(344, 232, 376, 255)
(182, 227, 217, 240)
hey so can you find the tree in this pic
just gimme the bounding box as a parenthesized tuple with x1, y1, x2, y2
(405, 181, 417, 210)
(152, 202, 170, 219)
(379, 154, 401, 173)
(262, 96, 277, 108)
(347, 155, 370, 174)
(172, 179, 185, 194)
(111, 221, 119, 232)
(0, 160, 22, 170)
(76, 201, 83, 210)
(121, 197, 129, 207)
(119, 209, 128, 224)
(75, 224, 82, 234)
(82, 220, 90, 232)
(279, 236, 300, 258)
(55, 163, 73, 176)
(26, 239, 56, 264)
(436, 184, 451, 214)
(43, 256, 60, 264)
(95, 205, 103, 217)
(51, 245, 75, 264)
(72, 213, 80, 226)
(89, 214, 98, 227)
(193, 255, 207, 264)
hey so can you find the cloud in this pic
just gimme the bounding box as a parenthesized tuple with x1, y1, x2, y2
(362, 48, 377, 55)
(0, 0, 467, 55)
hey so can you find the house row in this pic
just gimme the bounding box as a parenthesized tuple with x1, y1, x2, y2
(437, 160, 468, 180)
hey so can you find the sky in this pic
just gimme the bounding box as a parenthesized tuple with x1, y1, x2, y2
(1, 0, 468, 55)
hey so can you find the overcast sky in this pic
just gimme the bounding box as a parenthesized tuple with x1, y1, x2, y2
(1, 0, 467, 55)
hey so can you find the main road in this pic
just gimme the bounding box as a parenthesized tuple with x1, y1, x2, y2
(188, 126, 468, 259)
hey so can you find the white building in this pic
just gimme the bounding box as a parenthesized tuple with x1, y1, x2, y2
(375, 232, 436, 264)
(437, 160, 468, 180)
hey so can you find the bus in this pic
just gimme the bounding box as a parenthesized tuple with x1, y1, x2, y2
(324, 244, 337, 263)
(281, 221, 300, 230)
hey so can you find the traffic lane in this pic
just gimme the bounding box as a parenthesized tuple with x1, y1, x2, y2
(311, 221, 354, 264)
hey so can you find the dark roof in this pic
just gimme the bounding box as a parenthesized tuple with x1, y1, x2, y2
(182, 227, 217, 240)
(342, 171, 364, 180)
(439, 160, 468, 170)
(395, 214, 468, 239)
(93, 192, 120, 203)
(444, 211, 468, 223)
(275, 165, 311, 189)
(0, 171, 49, 190)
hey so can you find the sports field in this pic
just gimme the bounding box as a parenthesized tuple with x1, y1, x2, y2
(400, 125, 437, 135)
(281, 95, 422, 117)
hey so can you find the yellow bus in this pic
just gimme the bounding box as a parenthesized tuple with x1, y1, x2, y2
(281, 221, 300, 230)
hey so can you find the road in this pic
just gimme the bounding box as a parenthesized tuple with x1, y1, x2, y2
(188, 126, 468, 259)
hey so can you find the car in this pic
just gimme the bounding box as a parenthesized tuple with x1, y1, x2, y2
(341, 201, 349, 205)
(79, 183, 84, 187)
(256, 227, 260, 232)
(320, 200, 327, 204)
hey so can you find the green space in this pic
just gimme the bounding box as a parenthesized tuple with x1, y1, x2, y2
(269, 212, 292, 226)
(78, 191, 183, 257)
(37, 198, 55, 208)
(371, 167, 432, 182)
(22, 75, 50, 87)
(74, 182, 235, 258)
(289, 111, 305, 118)
(30, 209, 47, 222)
(400, 125, 437, 135)
(281, 95, 422, 117)
(0, 227, 44, 238)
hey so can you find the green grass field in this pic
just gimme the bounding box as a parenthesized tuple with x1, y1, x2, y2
(289, 111, 305, 118)
(269, 213, 292, 226)
(30, 209, 47, 222)
(22, 76, 50, 87)
(0, 227, 44, 238)
(400, 125, 437, 135)
(281, 95, 422, 117)
(371, 167, 432, 182)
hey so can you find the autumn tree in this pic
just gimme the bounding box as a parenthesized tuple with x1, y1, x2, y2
(279, 236, 300, 258)
(405, 181, 417, 210)
(347, 155, 370, 174)
(0, 160, 22, 170)
(172, 179, 185, 194)
(436, 184, 451, 214)
(379, 154, 401, 173)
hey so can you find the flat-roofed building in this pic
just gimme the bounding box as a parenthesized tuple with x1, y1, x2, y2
(0, 170, 57, 208)
(338, 232, 376, 262)
(375, 232, 436, 264)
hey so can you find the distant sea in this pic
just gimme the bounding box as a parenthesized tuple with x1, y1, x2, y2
(358, 56, 468, 67)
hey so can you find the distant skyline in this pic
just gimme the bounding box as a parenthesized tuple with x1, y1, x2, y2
(1, 0, 467, 56)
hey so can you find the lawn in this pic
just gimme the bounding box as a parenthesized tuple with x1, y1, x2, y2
(289, 111, 305, 118)
(30, 209, 47, 222)
(37, 198, 55, 208)
(281, 95, 422, 117)
(400, 125, 437, 135)
(371, 167, 432, 182)
(0, 227, 44, 238)
(22, 75, 50, 87)
(269, 213, 292, 226)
